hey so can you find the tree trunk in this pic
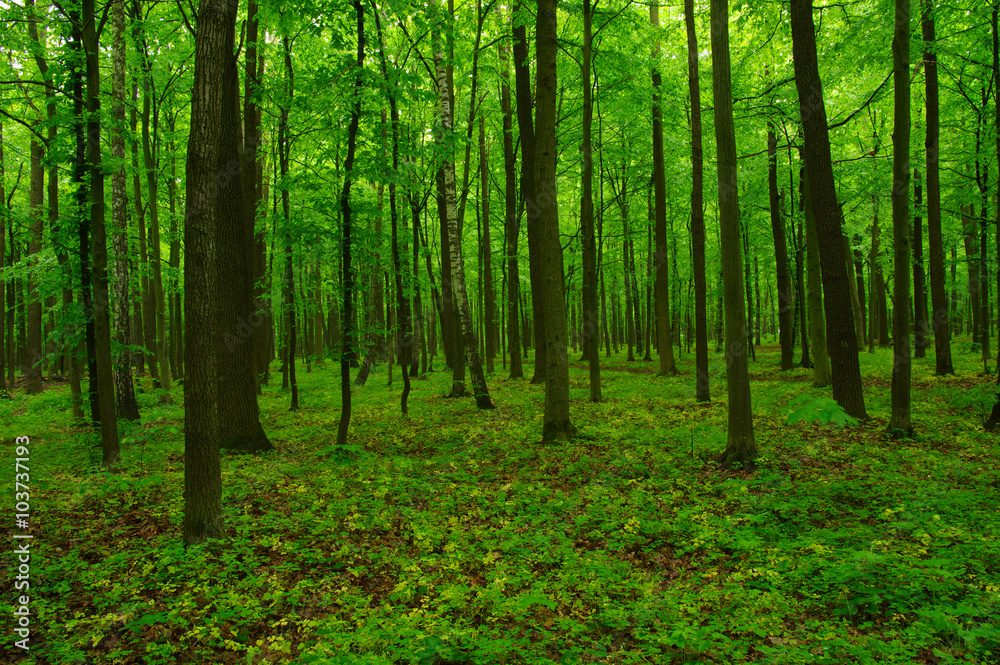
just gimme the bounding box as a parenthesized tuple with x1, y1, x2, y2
(790, 0, 868, 419)
(25, 137, 43, 395)
(216, 18, 273, 453)
(651, 3, 677, 377)
(913, 169, 929, 359)
(111, 0, 139, 421)
(686, 0, 708, 399)
(768, 125, 794, 369)
(84, 0, 120, 465)
(536, 0, 574, 439)
(711, 0, 756, 469)
(480, 117, 497, 375)
(183, 0, 233, 545)
(435, 29, 494, 410)
(281, 37, 299, 412)
(500, 43, 523, 380)
(513, 0, 546, 384)
(336, 1, 365, 444)
(890, 0, 913, 437)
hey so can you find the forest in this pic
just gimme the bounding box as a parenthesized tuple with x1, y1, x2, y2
(1, 0, 999, 662)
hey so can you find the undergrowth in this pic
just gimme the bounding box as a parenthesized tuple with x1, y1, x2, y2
(1, 342, 998, 664)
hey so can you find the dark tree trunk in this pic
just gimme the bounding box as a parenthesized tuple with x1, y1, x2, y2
(769, 125, 794, 370)
(790, 0, 868, 419)
(513, 1, 546, 384)
(913, 169, 929, 359)
(536, 0, 574, 439)
(280, 36, 298, 412)
(182, 0, 232, 545)
(500, 43, 523, 380)
(480, 117, 497, 375)
(710, 0, 756, 469)
(25, 137, 43, 395)
(686, 0, 709, 400)
(889, 0, 913, 437)
(336, 0, 365, 444)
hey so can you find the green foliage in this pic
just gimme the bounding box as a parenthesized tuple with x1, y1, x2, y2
(2, 346, 999, 664)
(786, 395, 860, 428)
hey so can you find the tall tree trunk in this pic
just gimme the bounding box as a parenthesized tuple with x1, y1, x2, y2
(536, 0, 574, 439)
(83, 0, 120, 465)
(216, 16, 273, 452)
(25, 137, 43, 395)
(111, 0, 139, 421)
(790, 0, 868, 419)
(922, 0, 953, 374)
(336, 1, 365, 444)
(435, 29, 494, 410)
(913, 169, 929, 359)
(711, 0, 755, 468)
(500, 43, 523, 380)
(579, 0, 600, 401)
(183, 0, 233, 545)
(890, 0, 913, 437)
(513, 0, 546, 384)
(281, 35, 299, 412)
(769, 124, 794, 370)
(686, 0, 708, 400)
(480, 117, 497, 375)
(0, 122, 6, 391)
(650, 3, 677, 377)
(986, 2, 1000, 428)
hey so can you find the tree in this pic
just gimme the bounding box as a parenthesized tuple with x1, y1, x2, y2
(500, 42, 523, 380)
(183, 0, 234, 545)
(710, 0, 755, 469)
(768, 121, 793, 371)
(922, 0, 953, 375)
(536, 0, 574, 441)
(889, 0, 913, 437)
(686, 0, 709, 402)
(803, 166, 831, 387)
(580, 0, 600, 402)
(790, 0, 867, 420)
(650, 2, 677, 377)
(336, 0, 366, 445)
(434, 22, 494, 411)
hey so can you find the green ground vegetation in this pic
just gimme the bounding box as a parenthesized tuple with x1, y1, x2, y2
(2, 342, 999, 664)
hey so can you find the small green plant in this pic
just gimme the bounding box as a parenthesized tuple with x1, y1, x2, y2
(785, 395, 858, 428)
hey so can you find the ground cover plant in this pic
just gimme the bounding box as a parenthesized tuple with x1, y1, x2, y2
(2, 343, 998, 664)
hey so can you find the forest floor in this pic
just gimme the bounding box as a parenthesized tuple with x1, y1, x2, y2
(1, 340, 999, 664)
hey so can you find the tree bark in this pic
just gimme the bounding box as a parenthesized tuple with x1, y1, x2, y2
(182, 0, 236, 545)
(500, 43, 523, 380)
(686, 0, 709, 401)
(435, 29, 494, 410)
(790, 0, 868, 419)
(913, 169, 928, 359)
(769, 124, 794, 370)
(711, 0, 755, 468)
(111, 0, 139, 421)
(480, 117, 497, 375)
(890, 0, 913, 437)
(536, 0, 574, 439)
(25, 137, 43, 395)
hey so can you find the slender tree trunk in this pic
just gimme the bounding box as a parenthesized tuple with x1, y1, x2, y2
(711, 0, 755, 468)
(500, 43, 523, 380)
(890, 0, 913, 436)
(769, 125, 794, 369)
(25, 137, 43, 395)
(83, 0, 120, 464)
(111, 0, 139, 421)
(480, 117, 497, 375)
(536, 0, 574, 439)
(791, 0, 868, 419)
(651, 3, 677, 377)
(435, 29, 494, 410)
(336, 1, 365, 443)
(913, 169, 929, 359)
(281, 36, 299, 412)
(513, 0, 546, 384)
(0, 122, 6, 391)
(685, 0, 708, 399)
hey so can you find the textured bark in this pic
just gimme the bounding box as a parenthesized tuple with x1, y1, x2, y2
(280, 36, 299, 413)
(686, 0, 709, 401)
(513, 1, 546, 384)
(435, 35, 493, 410)
(130, 88, 150, 378)
(25, 137, 43, 395)
(336, 1, 365, 444)
(890, 0, 913, 437)
(499, 43, 523, 380)
(581, 0, 601, 401)
(183, 0, 233, 545)
(83, 0, 120, 465)
(536, 0, 574, 439)
(138, 22, 171, 400)
(480, 118, 497, 375)
(216, 19, 273, 453)
(913, 169, 929, 359)
(650, 3, 677, 377)
(790, 0, 867, 419)
(111, 0, 139, 421)
(768, 125, 794, 370)
(710, 0, 755, 468)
